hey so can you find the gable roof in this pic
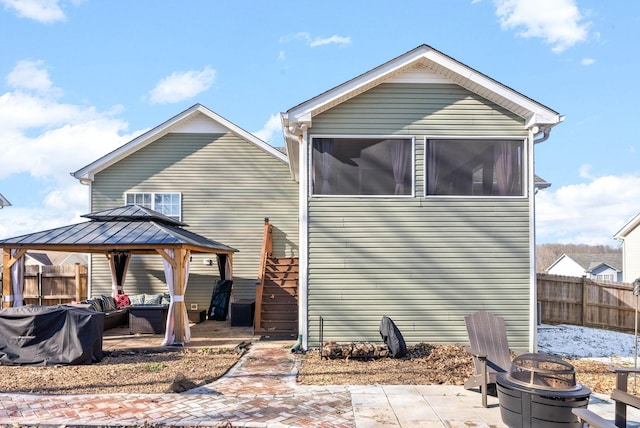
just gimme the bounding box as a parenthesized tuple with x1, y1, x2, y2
(548, 253, 622, 273)
(614, 211, 640, 240)
(72, 104, 287, 184)
(0, 193, 11, 208)
(25, 252, 53, 266)
(281, 44, 564, 180)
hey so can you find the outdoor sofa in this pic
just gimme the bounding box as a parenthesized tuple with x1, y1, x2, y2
(80, 293, 170, 331)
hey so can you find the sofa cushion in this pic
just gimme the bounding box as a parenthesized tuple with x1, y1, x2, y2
(82, 298, 103, 312)
(113, 293, 130, 309)
(161, 293, 171, 305)
(129, 294, 145, 305)
(144, 294, 162, 305)
(99, 295, 117, 312)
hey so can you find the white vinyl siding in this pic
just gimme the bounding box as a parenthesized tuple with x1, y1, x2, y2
(90, 133, 298, 311)
(306, 82, 531, 349)
(623, 230, 640, 283)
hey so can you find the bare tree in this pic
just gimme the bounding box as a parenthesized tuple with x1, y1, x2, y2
(536, 243, 621, 273)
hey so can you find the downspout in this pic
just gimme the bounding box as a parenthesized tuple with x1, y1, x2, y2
(528, 128, 537, 353)
(528, 120, 562, 352)
(299, 125, 309, 351)
(73, 173, 94, 298)
(533, 125, 552, 144)
(285, 123, 310, 351)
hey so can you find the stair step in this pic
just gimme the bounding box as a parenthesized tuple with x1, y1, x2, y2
(266, 258, 298, 264)
(263, 285, 297, 294)
(260, 313, 297, 321)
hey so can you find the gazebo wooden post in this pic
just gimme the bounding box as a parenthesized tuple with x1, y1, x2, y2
(173, 248, 187, 344)
(2, 248, 12, 308)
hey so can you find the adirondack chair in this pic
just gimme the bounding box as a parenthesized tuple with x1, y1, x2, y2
(464, 311, 513, 407)
(573, 367, 640, 428)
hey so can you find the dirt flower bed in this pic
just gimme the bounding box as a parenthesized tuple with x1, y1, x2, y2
(0, 343, 632, 396)
(0, 347, 240, 394)
(297, 343, 632, 396)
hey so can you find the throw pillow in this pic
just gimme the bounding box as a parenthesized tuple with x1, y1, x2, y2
(83, 298, 103, 312)
(99, 295, 117, 312)
(161, 293, 171, 305)
(114, 293, 130, 309)
(144, 294, 162, 305)
(129, 294, 145, 305)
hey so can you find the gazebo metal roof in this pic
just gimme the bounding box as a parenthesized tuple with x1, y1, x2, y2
(0, 204, 237, 255)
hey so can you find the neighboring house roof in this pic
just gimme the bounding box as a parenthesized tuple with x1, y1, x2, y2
(281, 44, 565, 180)
(547, 253, 622, 273)
(72, 104, 287, 184)
(0, 193, 11, 208)
(614, 211, 640, 240)
(25, 252, 53, 266)
(0, 204, 237, 255)
(534, 175, 551, 191)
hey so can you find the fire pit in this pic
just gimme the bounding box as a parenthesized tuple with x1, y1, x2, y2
(496, 353, 591, 428)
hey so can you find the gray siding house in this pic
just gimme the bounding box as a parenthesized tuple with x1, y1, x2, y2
(282, 45, 563, 350)
(73, 44, 562, 352)
(73, 105, 299, 311)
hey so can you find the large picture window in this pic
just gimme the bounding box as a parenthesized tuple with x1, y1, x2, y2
(311, 137, 413, 196)
(426, 139, 524, 197)
(125, 192, 182, 220)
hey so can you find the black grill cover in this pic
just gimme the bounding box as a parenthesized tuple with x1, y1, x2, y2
(208, 279, 233, 321)
(380, 315, 407, 358)
(0, 305, 104, 365)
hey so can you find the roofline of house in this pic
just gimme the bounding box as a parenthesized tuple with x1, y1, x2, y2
(281, 44, 564, 181)
(72, 104, 288, 183)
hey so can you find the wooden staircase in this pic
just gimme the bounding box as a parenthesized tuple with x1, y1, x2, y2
(254, 219, 299, 338)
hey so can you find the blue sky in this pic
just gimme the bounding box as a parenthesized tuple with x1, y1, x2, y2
(0, 0, 637, 245)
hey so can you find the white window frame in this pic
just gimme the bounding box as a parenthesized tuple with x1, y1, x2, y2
(125, 192, 182, 221)
(423, 136, 528, 198)
(309, 135, 416, 198)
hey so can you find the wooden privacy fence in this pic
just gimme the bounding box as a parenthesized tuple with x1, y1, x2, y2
(537, 273, 639, 333)
(0, 264, 88, 306)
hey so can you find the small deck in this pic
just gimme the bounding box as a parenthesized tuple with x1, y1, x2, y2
(102, 319, 255, 351)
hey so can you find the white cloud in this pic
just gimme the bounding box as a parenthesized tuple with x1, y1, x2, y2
(536, 174, 640, 245)
(0, 0, 65, 24)
(309, 35, 351, 47)
(0, 59, 140, 238)
(578, 163, 593, 179)
(148, 66, 216, 104)
(280, 32, 351, 48)
(581, 57, 596, 66)
(493, 0, 590, 52)
(253, 113, 282, 145)
(6, 59, 61, 95)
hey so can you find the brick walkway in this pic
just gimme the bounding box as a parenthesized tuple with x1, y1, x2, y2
(0, 342, 355, 427)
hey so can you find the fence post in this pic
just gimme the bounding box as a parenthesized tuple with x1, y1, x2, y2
(582, 275, 587, 326)
(75, 263, 82, 302)
(38, 269, 43, 306)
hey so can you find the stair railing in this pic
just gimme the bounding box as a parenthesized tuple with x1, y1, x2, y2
(254, 218, 273, 331)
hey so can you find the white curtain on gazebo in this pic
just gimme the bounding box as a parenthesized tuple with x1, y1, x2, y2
(10, 249, 24, 307)
(161, 249, 191, 346)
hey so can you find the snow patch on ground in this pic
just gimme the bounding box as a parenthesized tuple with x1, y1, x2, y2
(538, 324, 640, 363)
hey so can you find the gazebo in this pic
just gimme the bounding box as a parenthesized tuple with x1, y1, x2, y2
(0, 205, 237, 345)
